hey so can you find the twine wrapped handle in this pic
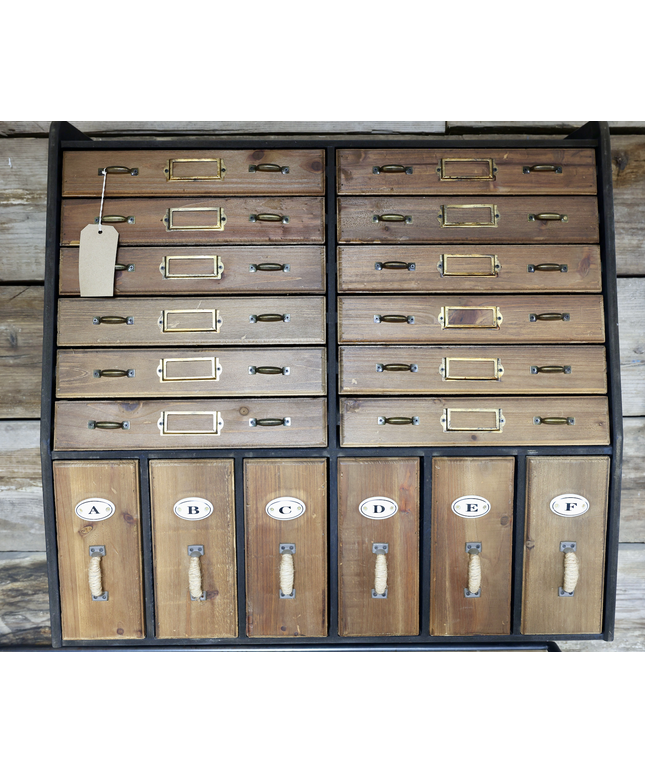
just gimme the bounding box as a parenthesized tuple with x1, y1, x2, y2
(467, 549, 482, 595)
(563, 548, 579, 594)
(88, 546, 107, 600)
(188, 546, 204, 601)
(279, 544, 295, 597)
(374, 553, 388, 596)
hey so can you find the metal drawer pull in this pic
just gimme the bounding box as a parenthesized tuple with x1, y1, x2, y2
(94, 215, 135, 224)
(114, 263, 135, 272)
(372, 543, 388, 598)
(374, 314, 415, 324)
(533, 416, 575, 425)
(372, 213, 412, 223)
(279, 544, 296, 598)
(375, 261, 416, 271)
(377, 363, 418, 372)
(528, 212, 568, 222)
(372, 164, 413, 174)
(465, 543, 482, 598)
(250, 417, 291, 427)
(531, 365, 571, 374)
(249, 313, 290, 323)
(188, 545, 206, 601)
(89, 546, 108, 601)
(92, 315, 134, 325)
(249, 213, 289, 224)
(88, 421, 130, 430)
(249, 163, 289, 174)
(93, 369, 135, 378)
(250, 263, 290, 272)
(523, 164, 562, 174)
(98, 166, 138, 176)
(528, 263, 568, 273)
(559, 542, 578, 597)
(249, 366, 290, 375)
(377, 416, 419, 425)
(529, 313, 570, 322)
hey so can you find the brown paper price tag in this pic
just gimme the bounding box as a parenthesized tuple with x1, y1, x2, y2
(78, 224, 119, 296)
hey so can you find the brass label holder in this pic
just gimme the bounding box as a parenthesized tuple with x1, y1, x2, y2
(165, 158, 224, 181)
(438, 254, 500, 277)
(439, 204, 499, 228)
(440, 357, 504, 381)
(437, 158, 496, 180)
(161, 255, 224, 279)
(158, 411, 223, 435)
(165, 207, 226, 231)
(157, 357, 221, 382)
(438, 306, 503, 329)
(161, 309, 221, 333)
(440, 408, 505, 432)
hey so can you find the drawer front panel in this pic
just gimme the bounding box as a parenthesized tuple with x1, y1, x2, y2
(54, 398, 327, 450)
(63, 150, 325, 196)
(337, 245, 601, 293)
(245, 459, 327, 637)
(340, 397, 610, 447)
(60, 246, 326, 295)
(430, 457, 514, 636)
(61, 197, 325, 245)
(338, 197, 598, 243)
(338, 458, 419, 637)
(522, 457, 610, 635)
(150, 460, 237, 639)
(338, 295, 604, 344)
(58, 297, 325, 346)
(338, 149, 596, 195)
(339, 345, 607, 395)
(57, 348, 327, 398)
(53, 460, 144, 640)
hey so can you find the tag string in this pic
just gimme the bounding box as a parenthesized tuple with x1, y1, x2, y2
(98, 168, 107, 233)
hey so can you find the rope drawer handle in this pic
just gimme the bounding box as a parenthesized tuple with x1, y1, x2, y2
(188, 546, 205, 601)
(372, 543, 388, 598)
(279, 544, 295, 598)
(464, 543, 481, 598)
(89, 546, 108, 601)
(559, 542, 579, 596)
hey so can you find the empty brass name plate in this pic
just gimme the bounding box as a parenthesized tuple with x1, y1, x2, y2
(158, 411, 223, 435)
(166, 207, 225, 231)
(439, 306, 502, 329)
(162, 256, 223, 279)
(165, 158, 223, 181)
(162, 309, 220, 333)
(441, 408, 504, 432)
(441, 357, 504, 381)
(439, 254, 500, 277)
(439, 158, 495, 180)
(440, 204, 498, 227)
(158, 357, 221, 382)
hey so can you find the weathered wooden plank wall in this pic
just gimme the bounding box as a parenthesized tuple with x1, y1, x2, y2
(1, 121, 643, 650)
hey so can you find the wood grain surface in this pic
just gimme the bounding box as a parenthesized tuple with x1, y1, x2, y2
(522, 457, 610, 635)
(338, 458, 419, 637)
(245, 459, 327, 637)
(150, 460, 237, 639)
(53, 460, 144, 640)
(430, 457, 514, 635)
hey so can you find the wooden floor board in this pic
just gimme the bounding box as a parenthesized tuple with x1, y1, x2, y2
(0, 552, 50, 645)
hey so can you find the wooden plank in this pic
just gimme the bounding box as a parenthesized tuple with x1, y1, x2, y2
(618, 277, 645, 416)
(620, 418, 645, 542)
(0, 552, 50, 646)
(612, 138, 645, 275)
(447, 122, 645, 132)
(0, 287, 43, 419)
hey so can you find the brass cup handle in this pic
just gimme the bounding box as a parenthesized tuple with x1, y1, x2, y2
(378, 416, 419, 425)
(99, 166, 138, 176)
(372, 164, 413, 174)
(531, 365, 571, 374)
(92, 316, 134, 325)
(250, 313, 290, 323)
(252, 418, 289, 426)
(529, 313, 570, 322)
(252, 366, 287, 375)
(372, 213, 412, 223)
(533, 417, 575, 425)
(529, 213, 568, 221)
(93, 369, 132, 378)
(251, 263, 288, 272)
(528, 263, 568, 272)
(249, 163, 289, 174)
(89, 421, 130, 430)
(249, 213, 289, 224)
(523, 164, 562, 174)
(375, 261, 416, 271)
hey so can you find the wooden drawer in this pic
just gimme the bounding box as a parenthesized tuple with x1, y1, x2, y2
(339, 345, 607, 395)
(338, 458, 419, 637)
(337, 148, 596, 195)
(61, 197, 325, 245)
(430, 457, 514, 636)
(149, 460, 237, 639)
(58, 296, 326, 346)
(57, 347, 326, 398)
(338, 197, 598, 243)
(522, 457, 610, 635)
(340, 397, 610, 447)
(54, 398, 327, 450)
(337, 245, 601, 293)
(60, 246, 326, 295)
(52, 460, 144, 640)
(63, 150, 325, 196)
(338, 295, 604, 344)
(245, 459, 327, 637)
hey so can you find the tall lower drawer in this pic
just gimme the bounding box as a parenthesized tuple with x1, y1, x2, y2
(245, 459, 327, 637)
(150, 460, 237, 639)
(522, 456, 610, 635)
(52, 460, 145, 640)
(340, 397, 610, 447)
(54, 398, 327, 450)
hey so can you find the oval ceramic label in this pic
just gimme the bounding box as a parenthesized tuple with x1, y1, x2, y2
(266, 497, 306, 520)
(173, 497, 214, 520)
(550, 494, 590, 517)
(359, 497, 398, 520)
(75, 498, 115, 521)
(451, 496, 491, 518)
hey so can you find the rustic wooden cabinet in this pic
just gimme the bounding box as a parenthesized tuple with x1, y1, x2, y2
(41, 121, 622, 649)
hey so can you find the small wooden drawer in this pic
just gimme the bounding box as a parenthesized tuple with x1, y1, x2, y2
(61, 197, 325, 245)
(430, 457, 514, 636)
(339, 345, 607, 395)
(150, 460, 237, 639)
(245, 459, 327, 637)
(338, 295, 604, 344)
(337, 148, 596, 195)
(339, 397, 610, 447)
(53, 460, 145, 640)
(58, 296, 326, 346)
(57, 347, 327, 398)
(338, 197, 598, 244)
(522, 457, 610, 635)
(54, 398, 327, 450)
(63, 150, 325, 196)
(338, 457, 419, 637)
(337, 245, 601, 293)
(60, 246, 326, 295)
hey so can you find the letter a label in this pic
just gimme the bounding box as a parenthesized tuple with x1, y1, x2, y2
(75, 498, 115, 521)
